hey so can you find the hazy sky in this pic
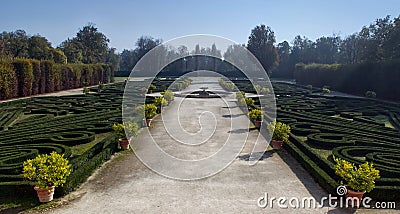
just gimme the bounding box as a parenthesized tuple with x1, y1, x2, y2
(1, 0, 399, 52)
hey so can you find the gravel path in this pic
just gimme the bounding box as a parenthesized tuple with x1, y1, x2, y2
(46, 77, 349, 214)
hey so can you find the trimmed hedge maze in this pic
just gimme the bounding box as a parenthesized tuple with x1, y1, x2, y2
(0, 81, 148, 198)
(233, 80, 400, 201)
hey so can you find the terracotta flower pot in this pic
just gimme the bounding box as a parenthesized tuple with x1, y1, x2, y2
(144, 119, 152, 127)
(254, 120, 262, 129)
(271, 139, 283, 150)
(34, 186, 55, 203)
(119, 138, 130, 150)
(345, 187, 365, 207)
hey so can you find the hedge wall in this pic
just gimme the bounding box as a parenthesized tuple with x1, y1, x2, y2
(0, 60, 17, 100)
(0, 59, 115, 100)
(294, 60, 400, 101)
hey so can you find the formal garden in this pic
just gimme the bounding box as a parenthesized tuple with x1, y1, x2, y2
(0, 77, 195, 209)
(230, 79, 400, 202)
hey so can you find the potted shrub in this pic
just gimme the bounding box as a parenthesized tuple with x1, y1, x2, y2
(245, 97, 255, 109)
(254, 85, 262, 93)
(260, 87, 270, 94)
(154, 96, 168, 113)
(144, 104, 157, 127)
(136, 104, 158, 127)
(112, 122, 139, 150)
(148, 84, 156, 94)
(98, 81, 105, 93)
(249, 109, 263, 129)
(334, 157, 380, 207)
(267, 122, 291, 149)
(23, 152, 71, 202)
(322, 86, 330, 94)
(161, 90, 174, 103)
(83, 87, 90, 95)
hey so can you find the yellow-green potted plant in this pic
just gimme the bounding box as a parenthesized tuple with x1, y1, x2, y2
(148, 84, 156, 94)
(97, 81, 105, 94)
(23, 152, 71, 202)
(267, 122, 291, 149)
(161, 90, 174, 103)
(154, 96, 168, 113)
(135, 104, 158, 127)
(334, 157, 380, 207)
(144, 104, 157, 127)
(112, 122, 139, 150)
(248, 109, 263, 129)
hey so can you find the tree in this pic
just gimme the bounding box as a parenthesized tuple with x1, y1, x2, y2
(75, 24, 110, 63)
(119, 49, 135, 71)
(59, 38, 83, 63)
(314, 36, 340, 64)
(28, 35, 53, 60)
(273, 41, 292, 78)
(339, 34, 357, 64)
(59, 24, 110, 64)
(119, 36, 161, 72)
(105, 47, 121, 71)
(0, 30, 29, 58)
(222, 44, 250, 76)
(134, 36, 161, 62)
(51, 48, 67, 64)
(247, 24, 279, 75)
(382, 16, 400, 60)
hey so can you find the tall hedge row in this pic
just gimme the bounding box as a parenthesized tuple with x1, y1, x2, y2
(0, 60, 18, 99)
(294, 60, 400, 101)
(0, 59, 114, 100)
(31, 59, 41, 95)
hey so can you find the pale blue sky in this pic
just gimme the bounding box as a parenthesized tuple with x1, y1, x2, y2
(1, 0, 399, 51)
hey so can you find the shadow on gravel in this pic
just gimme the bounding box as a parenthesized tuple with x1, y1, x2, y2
(237, 151, 274, 161)
(227, 128, 249, 134)
(222, 114, 244, 118)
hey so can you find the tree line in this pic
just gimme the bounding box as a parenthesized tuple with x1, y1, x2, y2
(274, 15, 400, 78)
(1, 15, 399, 81)
(0, 24, 120, 70)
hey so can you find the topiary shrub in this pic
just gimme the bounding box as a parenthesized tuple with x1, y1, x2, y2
(23, 151, 72, 189)
(334, 157, 380, 192)
(268, 122, 291, 142)
(249, 109, 263, 121)
(162, 90, 174, 102)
